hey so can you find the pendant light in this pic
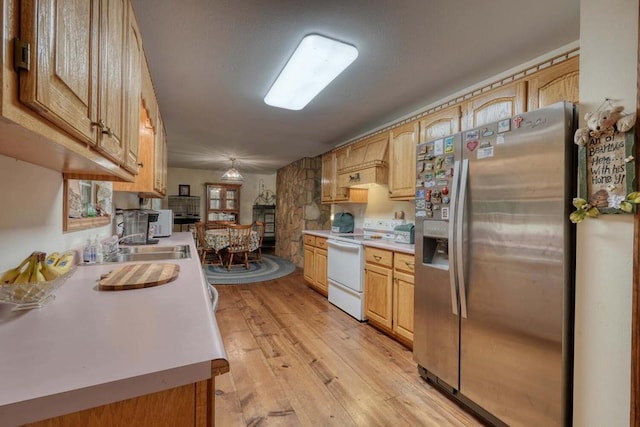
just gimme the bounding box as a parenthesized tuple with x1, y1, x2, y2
(220, 158, 244, 183)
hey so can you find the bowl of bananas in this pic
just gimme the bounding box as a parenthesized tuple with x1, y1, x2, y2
(0, 251, 76, 311)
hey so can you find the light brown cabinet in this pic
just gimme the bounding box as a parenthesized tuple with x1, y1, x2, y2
(95, 0, 128, 165)
(154, 115, 168, 195)
(364, 247, 414, 347)
(25, 360, 229, 427)
(388, 121, 419, 200)
(303, 235, 328, 296)
(205, 183, 241, 226)
(113, 57, 166, 198)
(418, 105, 462, 143)
(122, 0, 143, 174)
(321, 150, 368, 204)
(392, 252, 415, 345)
(462, 80, 527, 130)
(527, 56, 579, 110)
(18, 0, 135, 172)
(364, 247, 394, 331)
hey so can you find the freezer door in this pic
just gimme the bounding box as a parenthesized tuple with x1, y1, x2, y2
(413, 261, 460, 389)
(458, 102, 574, 426)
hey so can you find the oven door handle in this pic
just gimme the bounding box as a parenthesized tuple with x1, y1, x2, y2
(327, 239, 361, 252)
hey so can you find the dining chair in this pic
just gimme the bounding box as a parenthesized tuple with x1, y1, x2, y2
(206, 220, 236, 230)
(226, 224, 253, 270)
(195, 221, 224, 266)
(249, 221, 265, 264)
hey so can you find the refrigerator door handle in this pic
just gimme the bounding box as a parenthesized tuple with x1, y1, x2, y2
(456, 158, 469, 319)
(448, 160, 461, 316)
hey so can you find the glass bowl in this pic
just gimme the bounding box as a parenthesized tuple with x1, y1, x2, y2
(0, 267, 77, 311)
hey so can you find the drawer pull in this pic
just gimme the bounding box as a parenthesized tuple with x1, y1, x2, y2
(405, 262, 414, 268)
(374, 255, 381, 261)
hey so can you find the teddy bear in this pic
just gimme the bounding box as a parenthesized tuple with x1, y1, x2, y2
(574, 105, 636, 146)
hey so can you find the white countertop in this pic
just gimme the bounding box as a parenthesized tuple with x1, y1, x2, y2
(0, 232, 228, 426)
(303, 229, 415, 254)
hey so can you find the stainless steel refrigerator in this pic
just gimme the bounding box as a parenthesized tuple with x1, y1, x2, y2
(413, 101, 575, 426)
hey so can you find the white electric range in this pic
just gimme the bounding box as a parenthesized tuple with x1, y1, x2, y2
(326, 218, 405, 321)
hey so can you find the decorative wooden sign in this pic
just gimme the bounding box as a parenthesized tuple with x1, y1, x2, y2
(578, 127, 636, 214)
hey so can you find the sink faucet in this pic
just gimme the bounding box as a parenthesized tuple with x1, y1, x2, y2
(117, 233, 147, 245)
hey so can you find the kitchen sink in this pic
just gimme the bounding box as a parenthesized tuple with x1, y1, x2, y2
(117, 245, 191, 255)
(101, 245, 191, 263)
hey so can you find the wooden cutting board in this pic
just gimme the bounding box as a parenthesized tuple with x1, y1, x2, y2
(99, 263, 180, 291)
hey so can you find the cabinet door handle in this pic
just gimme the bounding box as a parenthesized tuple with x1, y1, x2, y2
(91, 119, 106, 131)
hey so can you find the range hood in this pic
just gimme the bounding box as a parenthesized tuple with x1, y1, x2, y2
(337, 133, 388, 188)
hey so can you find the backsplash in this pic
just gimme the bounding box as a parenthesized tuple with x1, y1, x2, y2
(332, 184, 415, 230)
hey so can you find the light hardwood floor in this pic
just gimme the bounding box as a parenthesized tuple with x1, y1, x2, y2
(213, 268, 484, 427)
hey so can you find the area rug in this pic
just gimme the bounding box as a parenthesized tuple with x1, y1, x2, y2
(203, 254, 296, 285)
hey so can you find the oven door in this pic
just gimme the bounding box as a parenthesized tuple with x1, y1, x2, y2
(327, 239, 363, 292)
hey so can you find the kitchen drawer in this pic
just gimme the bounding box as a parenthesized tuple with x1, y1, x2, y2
(394, 252, 415, 274)
(303, 234, 316, 246)
(315, 237, 328, 250)
(365, 247, 393, 268)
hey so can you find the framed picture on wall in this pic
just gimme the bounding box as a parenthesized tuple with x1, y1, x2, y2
(179, 184, 190, 196)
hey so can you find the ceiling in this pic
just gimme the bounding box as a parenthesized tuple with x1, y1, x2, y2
(131, 0, 580, 175)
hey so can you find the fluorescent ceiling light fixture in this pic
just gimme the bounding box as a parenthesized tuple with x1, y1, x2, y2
(264, 34, 359, 110)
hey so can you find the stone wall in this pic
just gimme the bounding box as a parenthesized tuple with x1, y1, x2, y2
(275, 156, 331, 267)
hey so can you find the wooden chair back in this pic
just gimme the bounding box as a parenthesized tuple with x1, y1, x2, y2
(194, 221, 207, 249)
(226, 224, 253, 270)
(227, 224, 252, 253)
(206, 220, 236, 230)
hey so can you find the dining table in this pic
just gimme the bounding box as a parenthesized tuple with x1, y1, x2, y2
(205, 228, 260, 252)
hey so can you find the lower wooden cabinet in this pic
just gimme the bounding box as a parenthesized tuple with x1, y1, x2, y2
(303, 235, 328, 296)
(365, 247, 414, 347)
(393, 252, 415, 344)
(25, 359, 229, 427)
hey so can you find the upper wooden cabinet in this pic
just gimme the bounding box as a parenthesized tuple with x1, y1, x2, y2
(462, 81, 527, 130)
(19, 0, 128, 167)
(18, 0, 99, 144)
(321, 152, 335, 203)
(388, 121, 418, 200)
(321, 149, 368, 204)
(527, 56, 579, 110)
(0, 0, 159, 182)
(154, 115, 168, 195)
(95, 0, 127, 165)
(418, 105, 462, 143)
(336, 133, 389, 188)
(122, 0, 143, 174)
(112, 56, 166, 198)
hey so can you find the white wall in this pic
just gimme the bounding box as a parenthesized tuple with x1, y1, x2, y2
(0, 154, 113, 271)
(166, 167, 276, 225)
(573, 1, 638, 425)
(334, 185, 415, 230)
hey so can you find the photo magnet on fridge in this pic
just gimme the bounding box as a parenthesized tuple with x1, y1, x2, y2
(498, 118, 511, 133)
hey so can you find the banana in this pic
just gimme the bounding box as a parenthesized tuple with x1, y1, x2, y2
(53, 251, 75, 275)
(45, 252, 60, 266)
(40, 259, 61, 281)
(0, 254, 32, 284)
(13, 255, 36, 284)
(31, 253, 46, 283)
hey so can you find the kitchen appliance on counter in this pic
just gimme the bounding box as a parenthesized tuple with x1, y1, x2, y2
(393, 223, 414, 244)
(122, 209, 160, 245)
(331, 212, 354, 233)
(150, 209, 173, 238)
(413, 102, 576, 426)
